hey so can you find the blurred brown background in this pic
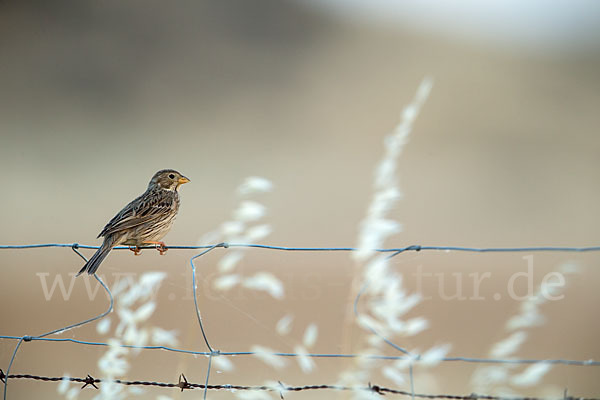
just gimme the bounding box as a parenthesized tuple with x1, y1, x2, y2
(1, 0, 599, 398)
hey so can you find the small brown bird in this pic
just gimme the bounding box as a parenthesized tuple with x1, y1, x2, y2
(77, 169, 190, 276)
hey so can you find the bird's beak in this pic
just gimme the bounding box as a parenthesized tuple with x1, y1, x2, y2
(178, 176, 190, 184)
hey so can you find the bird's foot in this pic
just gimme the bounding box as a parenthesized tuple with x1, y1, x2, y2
(129, 246, 142, 256)
(146, 241, 167, 255)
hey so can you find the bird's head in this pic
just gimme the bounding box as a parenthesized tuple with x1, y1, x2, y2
(149, 169, 190, 191)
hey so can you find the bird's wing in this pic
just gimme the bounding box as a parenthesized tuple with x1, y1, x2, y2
(98, 190, 175, 238)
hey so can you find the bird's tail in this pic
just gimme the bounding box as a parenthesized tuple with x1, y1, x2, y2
(77, 241, 114, 276)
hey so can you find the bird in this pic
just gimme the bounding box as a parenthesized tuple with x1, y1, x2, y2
(77, 169, 190, 276)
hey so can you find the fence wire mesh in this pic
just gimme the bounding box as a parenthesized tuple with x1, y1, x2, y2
(1, 242, 599, 400)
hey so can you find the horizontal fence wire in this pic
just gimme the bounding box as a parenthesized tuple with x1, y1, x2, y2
(3, 243, 600, 252)
(0, 335, 597, 366)
(1, 242, 600, 400)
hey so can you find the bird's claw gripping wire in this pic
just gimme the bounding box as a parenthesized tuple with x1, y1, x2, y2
(127, 242, 168, 255)
(129, 246, 142, 256)
(155, 242, 167, 255)
(142, 241, 167, 255)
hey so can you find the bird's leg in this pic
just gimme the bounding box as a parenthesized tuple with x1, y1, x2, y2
(129, 246, 142, 256)
(145, 241, 167, 255)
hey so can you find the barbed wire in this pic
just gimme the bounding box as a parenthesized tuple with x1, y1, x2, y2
(1, 370, 597, 400)
(1, 242, 599, 399)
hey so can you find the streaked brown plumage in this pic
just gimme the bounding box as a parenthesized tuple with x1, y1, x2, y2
(77, 169, 190, 276)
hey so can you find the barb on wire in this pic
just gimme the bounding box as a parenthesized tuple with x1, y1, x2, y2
(81, 374, 98, 389)
(178, 373, 191, 391)
(2, 249, 113, 400)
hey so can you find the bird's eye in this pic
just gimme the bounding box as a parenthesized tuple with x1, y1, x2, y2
(168, 174, 175, 179)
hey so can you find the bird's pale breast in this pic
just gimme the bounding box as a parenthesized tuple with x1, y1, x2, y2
(119, 189, 180, 246)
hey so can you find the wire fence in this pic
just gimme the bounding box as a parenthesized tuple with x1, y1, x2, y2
(1, 242, 599, 400)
